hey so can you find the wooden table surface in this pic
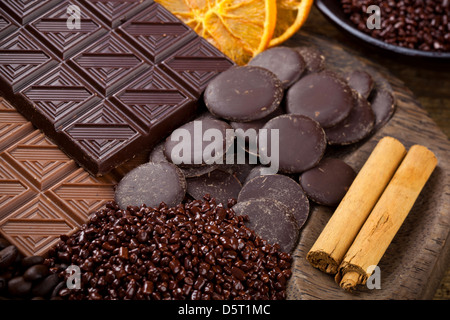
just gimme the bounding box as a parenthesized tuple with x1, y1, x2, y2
(302, 6, 450, 300)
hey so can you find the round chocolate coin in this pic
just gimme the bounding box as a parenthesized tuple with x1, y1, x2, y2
(204, 66, 283, 122)
(299, 158, 356, 206)
(244, 165, 275, 184)
(232, 198, 298, 253)
(149, 141, 218, 178)
(115, 162, 187, 209)
(286, 71, 354, 128)
(186, 169, 242, 205)
(238, 174, 310, 229)
(344, 70, 374, 99)
(370, 89, 396, 129)
(164, 117, 234, 167)
(294, 46, 326, 74)
(325, 91, 375, 145)
(248, 46, 306, 89)
(148, 141, 167, 163)
(260, 114, 327, 174)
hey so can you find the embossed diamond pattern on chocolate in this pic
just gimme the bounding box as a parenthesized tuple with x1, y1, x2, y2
(161, 37, 238, 98)
(0, 99, 34, 151)
(21, 63, 101, 129)
(0, 29, 58, 93)
(60, 100, 142, 163)
(112, 66, 197, 133)
(0, 9, 18, 39)
(0, 0, 234, 176)
(0, 0, 63, 24)
(0, 99, 121, 256)
(26, 1, 107, 59)
(118, 2, 196, 63)
(80, 0, 153, 28)
(69, 32, 150, 96)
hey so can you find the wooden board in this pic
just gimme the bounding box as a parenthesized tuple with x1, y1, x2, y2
(285, 32, 450, 300)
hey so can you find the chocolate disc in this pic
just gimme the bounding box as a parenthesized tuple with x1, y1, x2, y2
(248, 46, 306, 89)
(115, 162, 187, 209)
(232, 198, 298, 253)
(260, 114, 327, 174)
(148, 141, 168, 163)
(149, 141, 218, 178)
(218, 162, 255, 185)
(325, 91, 376, 145)
(286, 71, 354, 128)
(294, 46, 326, 74)
(204, 66, 283, 122)
(244, 166, 275, 184)
(230, 107, 284, 156)
(344, 70, 374, 99)
(181, 164, 219, 178)
(299, 158, 356, 206)
(164, 117, 234, 167)
(186, 169, 242, 205)
(238, 174, 310, 229)
(370, 89, 396, 129)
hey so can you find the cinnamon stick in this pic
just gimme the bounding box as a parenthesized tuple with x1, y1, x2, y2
(336, 145, 437, 291)
(306, 137, 406, 274)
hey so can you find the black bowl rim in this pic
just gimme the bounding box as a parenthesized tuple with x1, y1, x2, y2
(315, 0, 450, 60)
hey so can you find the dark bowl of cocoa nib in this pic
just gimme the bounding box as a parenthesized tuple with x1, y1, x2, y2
(315, 0, 450, 61)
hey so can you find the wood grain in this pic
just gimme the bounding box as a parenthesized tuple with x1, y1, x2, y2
(284, 32, 450, 300)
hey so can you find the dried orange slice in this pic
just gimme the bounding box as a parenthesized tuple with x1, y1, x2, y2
(269, 0, 313, 47)
(155, 0, 277, 65)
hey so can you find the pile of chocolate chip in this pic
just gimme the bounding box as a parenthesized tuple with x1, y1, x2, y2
(340, 0, 450, 52)
(45, 198, 292, 300)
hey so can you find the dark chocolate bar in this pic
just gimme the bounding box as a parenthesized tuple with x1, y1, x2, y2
(0, 0, 234, 176)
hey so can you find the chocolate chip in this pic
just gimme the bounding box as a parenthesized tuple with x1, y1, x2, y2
(45, 199, 292, 300)
(341, 0, 450, 52)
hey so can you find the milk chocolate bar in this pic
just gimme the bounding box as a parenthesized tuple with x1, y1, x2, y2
(0, 97, 149, 256)
(0, 0, 234, 176)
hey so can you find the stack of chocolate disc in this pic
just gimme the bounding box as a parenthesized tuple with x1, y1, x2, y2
(115, 45, 396, 253)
